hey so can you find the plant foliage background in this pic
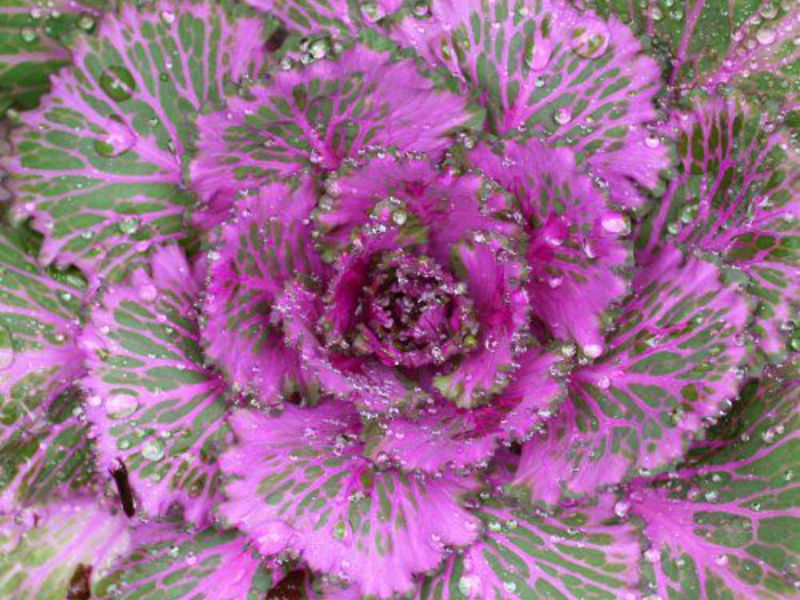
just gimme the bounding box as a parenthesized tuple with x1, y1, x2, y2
(0, 0, 798, 598)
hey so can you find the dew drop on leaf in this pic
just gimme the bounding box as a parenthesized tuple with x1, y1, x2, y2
(100, 66, 137, 103)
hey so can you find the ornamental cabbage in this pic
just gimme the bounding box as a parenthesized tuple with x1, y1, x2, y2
(0, 0, 798, 598)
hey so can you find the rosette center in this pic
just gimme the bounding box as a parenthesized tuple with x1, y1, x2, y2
(326, 250, 479, 368)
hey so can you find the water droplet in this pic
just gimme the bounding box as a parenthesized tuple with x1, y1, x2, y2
(554, 107, 573, 125)
(118, 217, 140, 235)
(309, 38, 330, 60)
(644, 548, 661, 563)
(571, 20, 610, 59)
(458, 574, 481, 595)
(361, 1, 385, 21)
(614, 500, 631, 518)
(94, 115, 136, 158)
(756, 29, 777, 45)
(645, 134, 661, 148)
(141, 438, 165, 461)
(78, 15, 95, 30)
(760, 4, 778, 20)
(391, 210, 407, 226)
(100, 66, 136, 103)
(583, 344, 603, 359)
(525, 38, 552, 70)
(20, 27, 38, 43)
(138, 284, 158, 302)
(601, 212, 630, 235)
(412, 0, 431, 19)
(105, 392, 139, 419)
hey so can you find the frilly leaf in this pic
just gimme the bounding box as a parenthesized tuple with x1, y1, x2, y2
(472, 139, 631, 353)
(4, 0, 266, 284)
(191, 46, 483, 205)
(390, 0, 668, 207)
(631, 375, 800, 599)
(220, 401, 481, 598)
(580, 0, 800, 106)
(0, 0, 104, 116)
(202, 177, 323, 405)
(373, 349, 564, 473)
(0, 227, 91, 510)
(418, 494, 640, 600)
(80, 245, 230, 523)
(0, 499, 130, 599)
(94, 521, 282, 599)
(639, 97, 800, 360)
(514, 248, 749, 503)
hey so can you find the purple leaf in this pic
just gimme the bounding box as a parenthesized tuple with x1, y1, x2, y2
(390, 0, 668, 207)
(372, 349, 564, 472)
(202, 177, 323, 405)
(0, 499, 130, 599)
(220, 401, 481, 598)
(4, 1, 265, 284)
(432, 239, 530, 406)
(418, 493, 640, 599)
(630, 375, 800, 598)
(80, 245, 230, 523)
(94, 521, 282, 598)
(514, 248, 749, 503)
(639, 97, 800, 360)
(190, 47, 483, 205)
(472, 139, 631, 353)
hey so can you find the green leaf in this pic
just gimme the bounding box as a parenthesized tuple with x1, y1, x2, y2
(5, 0, 265, 283)
(0, 499, 129, 600)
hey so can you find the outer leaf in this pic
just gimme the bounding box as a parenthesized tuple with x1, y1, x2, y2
(514, 248, 749, 502)
(418, 494, 640, 600)
(0, 0, 103, 116)
(0, 387, 95, 512)
(580, 0, 800, 104)
(706, 2, 800, 107)
(0, 499, 130, 599)
(243, 0, 403, 38)
(191, 46, 482, 204)
(391, 0, 668, 207)
(94, 521, 281, 599)
(202, 177, 323, 405)
(5, 0, 265, 283)
(0, 228, 91, 509)
(472, 139, 630, 353)
(639, 97, 800, 360)
(631, 376, 800, 599)
(220, 402, 481, 598)
(80, 245, 230, 523)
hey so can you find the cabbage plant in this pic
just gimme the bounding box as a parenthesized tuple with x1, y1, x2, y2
(0, 0, 798, 598)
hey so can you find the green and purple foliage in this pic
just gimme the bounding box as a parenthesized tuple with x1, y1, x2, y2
(0, 0, 797, 598)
